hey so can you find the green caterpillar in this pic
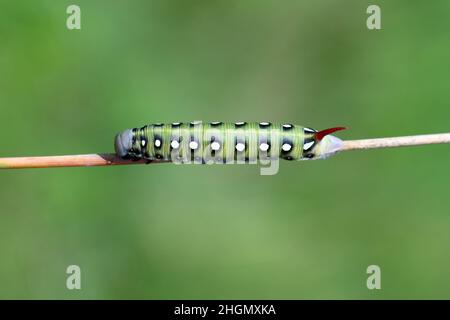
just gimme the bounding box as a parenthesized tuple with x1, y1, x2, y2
(114, 121, 345, 163)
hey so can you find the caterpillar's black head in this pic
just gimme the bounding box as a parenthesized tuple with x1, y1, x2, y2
(114, 129, 134, 158)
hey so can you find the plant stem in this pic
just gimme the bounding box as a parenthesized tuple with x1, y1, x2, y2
(0, 154, 167, 169)
(340, 133, 450, 152)
(0, 133, 449, 169)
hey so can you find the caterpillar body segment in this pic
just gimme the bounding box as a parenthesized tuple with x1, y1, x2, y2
(114, 121, 345, 163)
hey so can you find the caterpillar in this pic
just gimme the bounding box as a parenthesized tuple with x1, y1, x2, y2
(114, 121, 346, 163)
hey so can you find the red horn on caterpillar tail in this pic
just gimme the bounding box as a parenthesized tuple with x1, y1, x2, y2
(316, 127, 347, 141)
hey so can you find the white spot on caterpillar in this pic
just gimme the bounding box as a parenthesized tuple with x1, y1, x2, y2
(236, 143, 245, 152)
(154, 139, 161, 148)
(282, 143, 292, 152)
(235, 121, 245, 125)
(304, 127, 316, 133)
(211, 141, 220, 151)
(259, 122, 270, 126)
(189, 141, 199, 150)
(171, 140, 180, 149)
(259, 142, 270, 152)
(283, 124, 293, 129)
(172, 122, 181, 126)
(141, 140, 146, 147)
(303, 141, 315, 151)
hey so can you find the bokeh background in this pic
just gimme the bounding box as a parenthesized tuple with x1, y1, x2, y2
(0, 0, 449, 299)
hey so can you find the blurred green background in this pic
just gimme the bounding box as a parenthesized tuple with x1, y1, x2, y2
(0, 0, 449, 299)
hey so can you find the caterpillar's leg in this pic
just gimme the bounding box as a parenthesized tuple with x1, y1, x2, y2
(121, 153, 143, 162)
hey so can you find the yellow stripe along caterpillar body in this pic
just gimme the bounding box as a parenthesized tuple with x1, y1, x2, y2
(114, 121, 346, 163)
